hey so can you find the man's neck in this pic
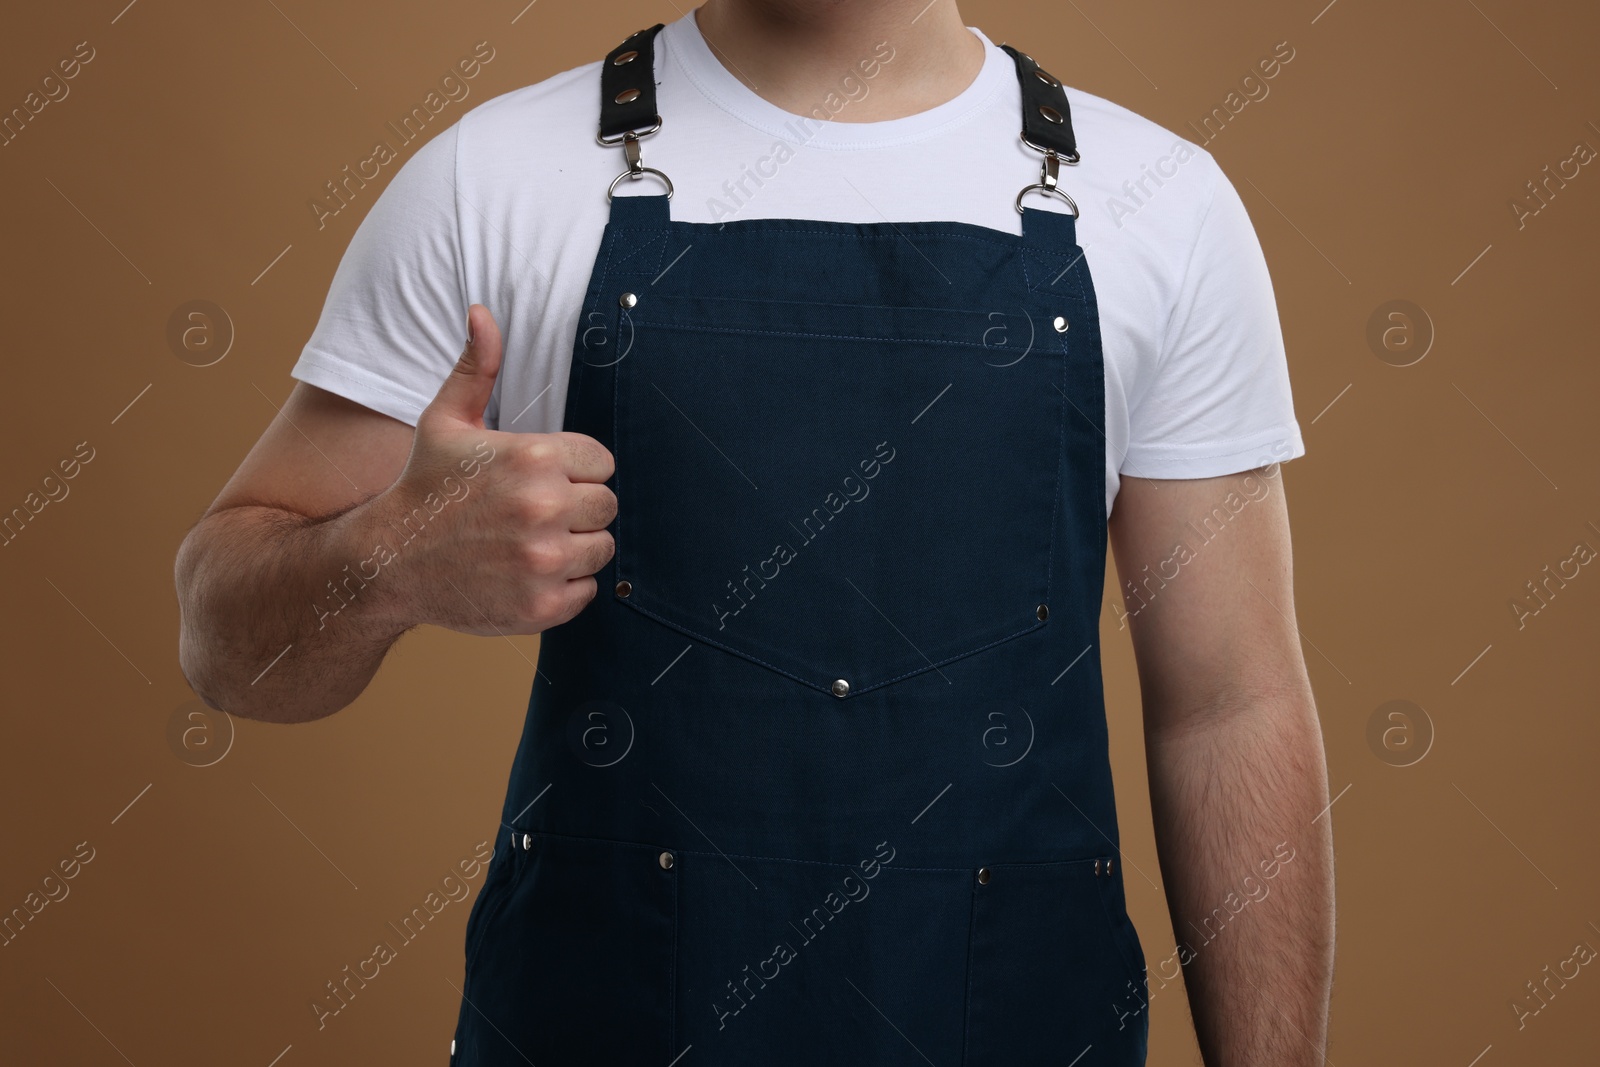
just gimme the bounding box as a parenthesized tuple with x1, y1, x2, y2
(691, 0, 985, 123)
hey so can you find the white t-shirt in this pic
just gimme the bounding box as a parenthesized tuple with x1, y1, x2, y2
(291, 12, 1305, 516)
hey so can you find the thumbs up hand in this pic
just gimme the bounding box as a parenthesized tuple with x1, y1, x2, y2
(377, 304, 618, 636)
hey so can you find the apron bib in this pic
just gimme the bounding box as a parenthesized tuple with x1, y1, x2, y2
(451, 24, 1148, 1066)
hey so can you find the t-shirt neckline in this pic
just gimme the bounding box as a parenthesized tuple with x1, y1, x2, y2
(659, 10, 1011, 151)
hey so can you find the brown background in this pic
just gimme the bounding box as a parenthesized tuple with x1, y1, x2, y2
(2, 0, 1597, 1063)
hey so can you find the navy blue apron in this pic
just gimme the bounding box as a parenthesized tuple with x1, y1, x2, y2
(450, 24, 1148, 1066)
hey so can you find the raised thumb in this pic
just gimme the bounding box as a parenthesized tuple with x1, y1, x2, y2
(427, 303, 503, 428)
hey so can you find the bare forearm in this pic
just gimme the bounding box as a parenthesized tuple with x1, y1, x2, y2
(175, 494, 413, 723)
(1146, 691, 1336, 1066)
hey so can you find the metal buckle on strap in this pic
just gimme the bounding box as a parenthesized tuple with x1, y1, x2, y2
(605, 128, 674, 200)
(1019, 129, 1081, 166)
(1014, 138, 1080, 217)
(595, 116, 662, 146)
(598, 23, 673, 200)
(1001, 39, 1081, 218)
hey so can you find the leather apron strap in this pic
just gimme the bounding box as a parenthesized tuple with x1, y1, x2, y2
(598, 23, 667, 141)
(996, 43, 1079, 161)
(595, 22, 1083, 214)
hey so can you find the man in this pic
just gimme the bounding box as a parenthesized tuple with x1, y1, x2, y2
(176, 1, 1334, 1063)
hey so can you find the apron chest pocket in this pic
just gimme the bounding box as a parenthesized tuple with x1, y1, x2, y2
(964, 857, 1148, 1066)
(612, 293, 1068, 698)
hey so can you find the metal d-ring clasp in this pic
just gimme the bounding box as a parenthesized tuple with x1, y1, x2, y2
(601, 123, 674, 201)
(1014, 132, 1079, 217)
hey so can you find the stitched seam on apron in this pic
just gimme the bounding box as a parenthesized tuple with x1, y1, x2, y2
(502, 829, 1021, 872)
(1020, 247, 1088, 296)
(1064, 246, 1111, 554)
(602, 224, 1036, 252)
(1015, 234, 1082, 629)
(669, 848, 679, 1060)
(594, 229, 624, 571)
(617, 597, 1044, 693)
(608, 226, 669, 275)
(624, 321, 1021, 348)
(960, 876, 979, 1067)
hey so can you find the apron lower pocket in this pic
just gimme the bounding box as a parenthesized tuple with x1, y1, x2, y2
(964, 856, 1149, 1066)
(675, 847, 972, 1065)
(454, 831, 676, 1066)
(461, 834, 518, 976)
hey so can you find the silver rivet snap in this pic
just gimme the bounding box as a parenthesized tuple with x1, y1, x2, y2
(613, 50, 639, 65)
(614, 88, 641, 105)
(619, 291, 637, 308)
(1053, 315, 1068, 333)
(1038, 104, 1064, 125)
(1107, 857, 1115, 876)
(521, 833, 532, 850)
(1095, 858, 1102, 875)
(830, 679, 850, 698)
(1036, 604, 1049, 621)
(615, 580, 632, 598)
(977, 867, 991, 885)
(658, 851, 674, 870)
(1033, 68, 1060, 88)
(451, 1039, 456, 1055)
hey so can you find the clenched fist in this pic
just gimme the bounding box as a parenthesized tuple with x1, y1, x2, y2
(375, 303, 618, 636)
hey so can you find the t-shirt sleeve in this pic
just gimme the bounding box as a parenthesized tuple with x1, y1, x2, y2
(289, 121, 470, 428)
(1120, 153, 1306, 479)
